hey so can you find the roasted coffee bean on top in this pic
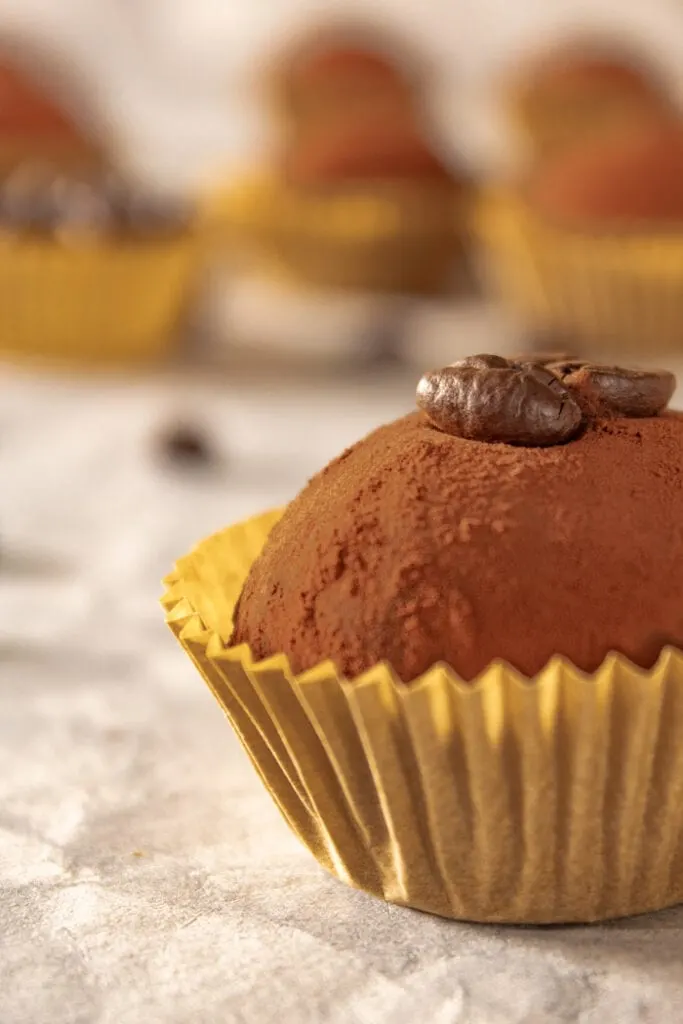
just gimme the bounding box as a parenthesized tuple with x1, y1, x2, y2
(547, 361, 675, 419)
(511, 350, 576, 368)
(417, 354, 676, 447)
(417, 354, 583, 446)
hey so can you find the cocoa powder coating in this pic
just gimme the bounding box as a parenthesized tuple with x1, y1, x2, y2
(232, 409, 683, 682)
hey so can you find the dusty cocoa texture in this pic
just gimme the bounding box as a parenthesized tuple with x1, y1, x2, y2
(232, 410, 683, 682)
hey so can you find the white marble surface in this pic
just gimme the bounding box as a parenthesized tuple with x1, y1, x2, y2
(3, 350, 683, 1024)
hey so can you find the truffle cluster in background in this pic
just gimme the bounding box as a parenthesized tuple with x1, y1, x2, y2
(217, 21, 471, 303)
(0, 43, 198, 365)
(478, 36, 683, 358)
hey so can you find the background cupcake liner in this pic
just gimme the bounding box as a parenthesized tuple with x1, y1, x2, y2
(0, 233, 197, 366)
(207, 173, 472, 296)
(477, 189, 683, 357)
(163, 509, 683, 924)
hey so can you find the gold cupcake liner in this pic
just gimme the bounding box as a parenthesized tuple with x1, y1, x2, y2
(163, 508, 683, 924)
(477, 189, 683, 356)
(0, 232, 198, 366)
(206, 172, 471, 296)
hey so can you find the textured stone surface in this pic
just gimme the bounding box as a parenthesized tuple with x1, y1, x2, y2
(2, 358, 683, 1024)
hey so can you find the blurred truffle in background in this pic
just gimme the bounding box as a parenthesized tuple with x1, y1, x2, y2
(529, 119, 683, 225)
(507, 37, 674, 165)
(220, 22, 471, 299)
(478, 118, 683, 358)
(0, 38, 198, 367)
(0, 52, 103, 175)
(276, 33, 450, 187)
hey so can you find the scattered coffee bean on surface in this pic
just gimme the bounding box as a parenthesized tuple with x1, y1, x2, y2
(159, 424, 214, 467)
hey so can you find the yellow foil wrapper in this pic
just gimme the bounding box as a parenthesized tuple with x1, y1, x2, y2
(0, 232, 197, 367)
(163, 509, 683, 924)
(205, 172, 470, 296)
(477, 188, 683, 356)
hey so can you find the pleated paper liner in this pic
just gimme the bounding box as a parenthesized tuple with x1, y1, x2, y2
(205, 172, 472, 296)
(163, 508, 683, 924)
(477, 188, 683, 357)
(0, 231, 198, 367)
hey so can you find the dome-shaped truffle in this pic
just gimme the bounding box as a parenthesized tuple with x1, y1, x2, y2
(511, 42, 671, 159)
(530, 122, 683, 225)
(288, 45, 408, 94)
(276, 32, 451, 186)
(285, 120, 453, 184)
(519, 49, 665, 108)
(0, 52, 101, 173)
(233, 389, 683, 681)
(0, 62, 81, 140)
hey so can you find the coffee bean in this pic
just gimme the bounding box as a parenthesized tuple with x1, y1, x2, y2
(523, 362, 571, 396)
(0, 163, 59, 232)
(563, 365, 676, 418)
(545, 359, 591, 378)
(52, 179, 114, 240)
(450, 354, 510, 370)
(159, 425, 214, 467)
(417, 358, 583, 446)
(417, 353, 676, 445)
(513, 350, 578, 368)
(0, 162, 189, 238)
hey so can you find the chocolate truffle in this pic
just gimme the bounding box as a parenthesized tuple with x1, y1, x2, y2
(286, 120, 453, 185)
(519, 49, 665, 109)
(279, 36, 453, 187)
(282, 43, 414, 126)
(0, 56, 102, 174)
(232, 357, 683, 682)
(237, 26, 466, 297)
(512, 43, 671, 158)
(529, 121, 683, 225)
